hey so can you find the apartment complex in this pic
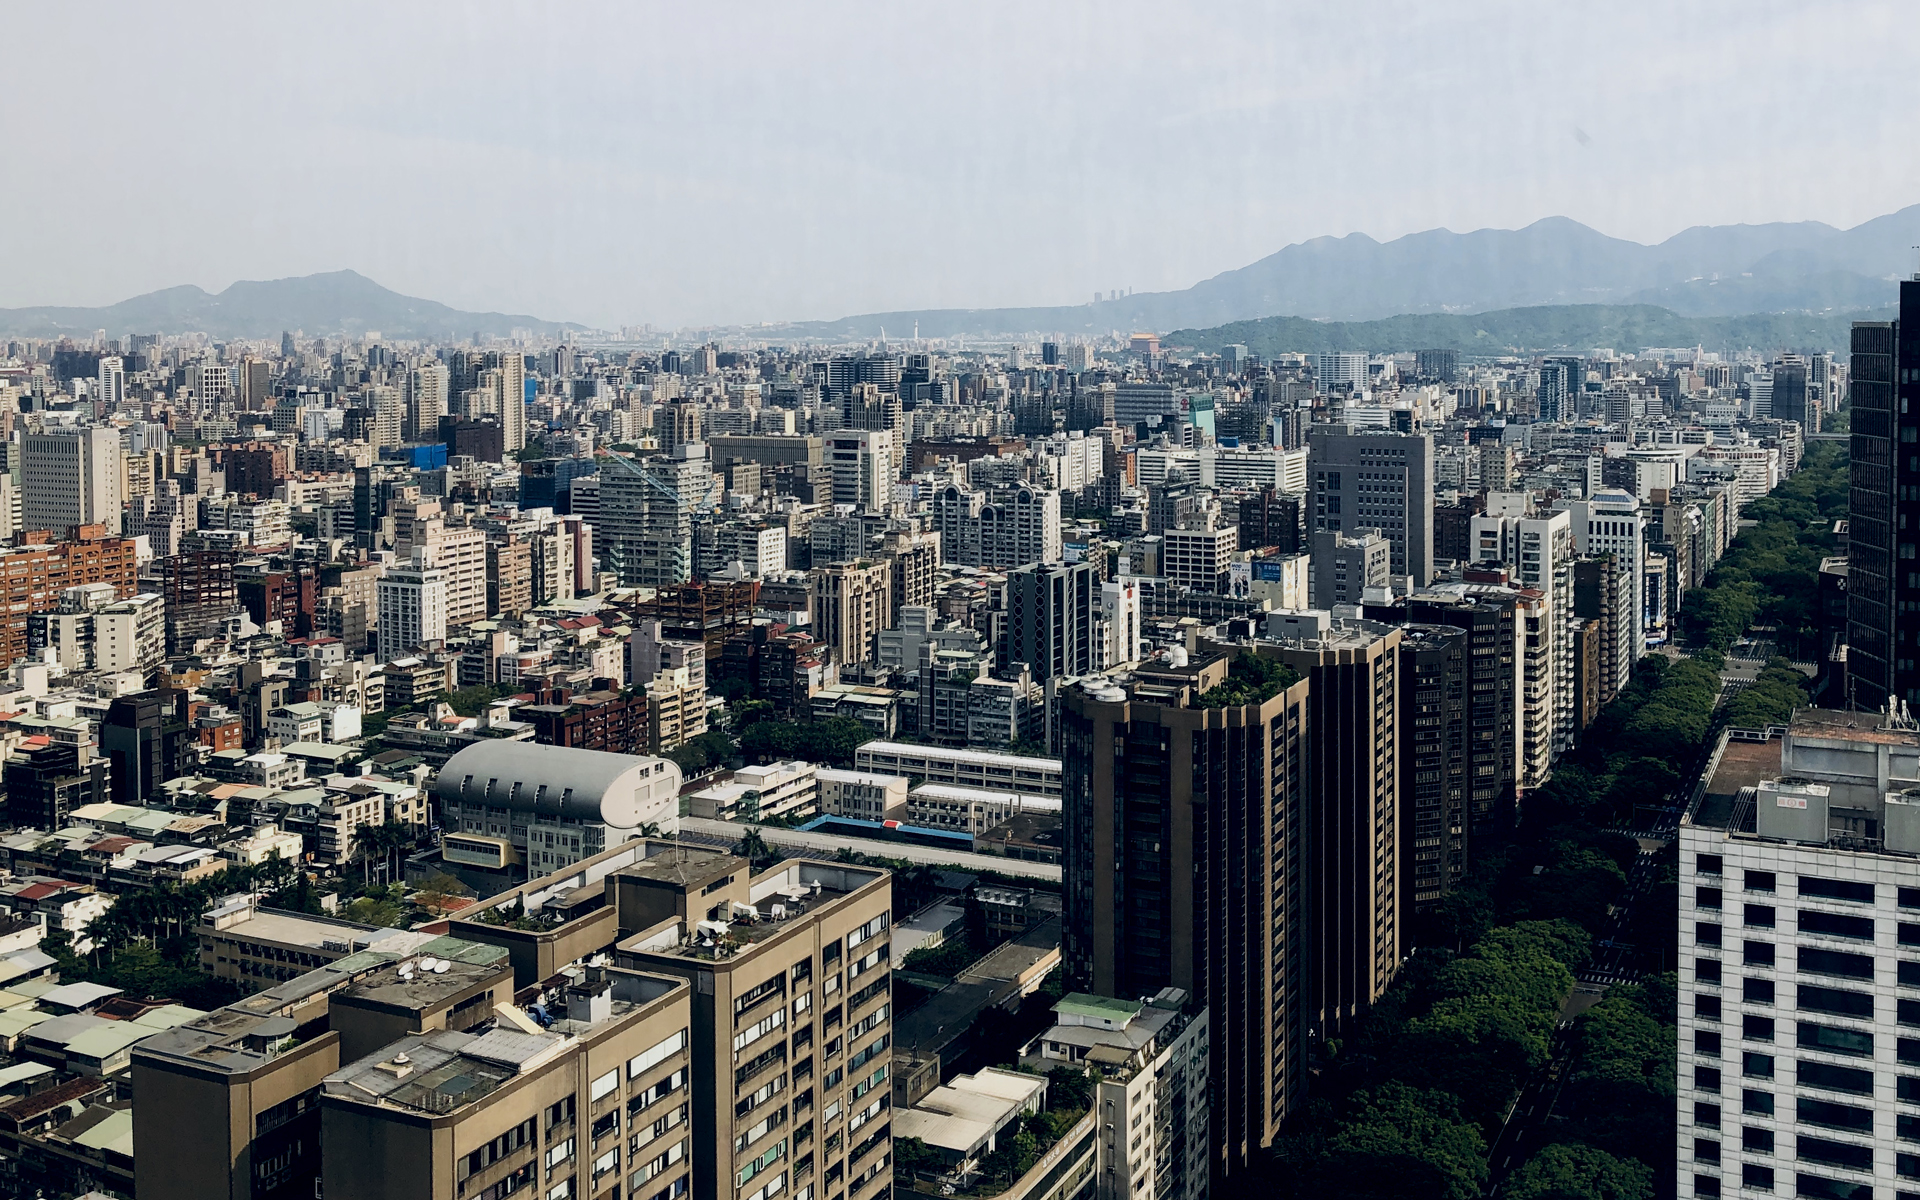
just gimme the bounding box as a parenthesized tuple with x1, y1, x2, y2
(322, 966, 693, 1200)
(1061, 652, 1310, 1182)
(617, 853, 896, 1200)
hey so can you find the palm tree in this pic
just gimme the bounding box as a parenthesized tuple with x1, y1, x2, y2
(737, 827, 773, 869)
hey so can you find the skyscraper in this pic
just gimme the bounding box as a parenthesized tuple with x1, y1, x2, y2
(809, 558, 893, 666)
(486, 349, 527, 452)
(1567, 489, 1647, 665)
(1772, 355, 1814, 431)
(1314, 352, 1367, 394)
(1006, 561, 1100, 682)
(1675, 708, 1920, 1200)
(407, 361, 450, 441)
(1542, 355, 1582, 420)
(1307, 424, 1435, 586)
(1398, 624, 1469, 910)
(1062, 653, 1310, 1179)
(96, 355, 125, 406)
(1264, 620, 1405, 1032)
(1847, 291, 1908, 707)
(21, 426, 124, 535)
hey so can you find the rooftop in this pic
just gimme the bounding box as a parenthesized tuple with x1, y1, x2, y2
(325, 1027, 547, 1117)
(336, 939, 513, 1011)
(856, 741, 1062, 772)
(626, 859, 886, 962)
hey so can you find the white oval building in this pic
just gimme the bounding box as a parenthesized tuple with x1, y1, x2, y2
(434, 741, 681, 878)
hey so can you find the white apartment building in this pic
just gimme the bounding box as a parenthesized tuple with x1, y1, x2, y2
(94, 593, 165, 674)
(376, 556, 447, 664)
(905, 783, 1058, 835)
(1315, 352, 1369, 393)
(1471, 504, 1577, 751)
(1099, 579, 1143, 668)
(1034, 432, 1105, 492)
(854, 741, 1062, 798)
(685, 759, 818, 823)
(1022, 992, 1211, 1200)
(395, 505, 487, 627)
(1565, 489, 1647, 658)
(1162, 526, 1238, 594)
(598, 442, 716, 587)
(933, 484, 1063, 570)
(1678, 710, 1920, 1200)
(815, 768, 908, 823)
(827, 429, 895, 511)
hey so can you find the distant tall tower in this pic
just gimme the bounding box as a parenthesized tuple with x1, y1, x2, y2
(240, 357, 271, 410)
(96, 357, 125, 407)
(484, 350, 527, 452)
(1307, 424, 1435, 585)
(1845, 283, 1920, 707)
(407, 362, 450, 442)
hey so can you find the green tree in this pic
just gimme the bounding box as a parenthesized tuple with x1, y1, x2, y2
(1503, 1143, 1652, 1200)
(737, 828, 774, 869)
(1307, 1083, 1488, 1200)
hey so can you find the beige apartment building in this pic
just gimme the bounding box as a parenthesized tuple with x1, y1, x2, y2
(322, 965, 693, 1200)
(131, 932, 514, 1200)
(617, 852, 895, 1200)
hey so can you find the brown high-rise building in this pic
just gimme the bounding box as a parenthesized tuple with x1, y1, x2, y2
(1237, 486, 1305, 554)
(1434, 493, 1486, 564)
(488, 536, 534, 617)
(1061, 652, 1310, 1181)
(221, 442, 290, 498)
(159, 548, 240, 654)
(617, 853, 894, 1200)
(1257, 620, 1405, 1032)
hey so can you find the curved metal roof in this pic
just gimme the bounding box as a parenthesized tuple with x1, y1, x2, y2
(434, 740, 677, 828)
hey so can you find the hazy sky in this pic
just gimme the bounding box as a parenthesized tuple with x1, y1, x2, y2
(4, 1, 1918, 328)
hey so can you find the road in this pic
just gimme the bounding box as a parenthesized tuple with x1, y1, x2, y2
(1482, 841, 1667, 1194)
(677, 816, 1063, 882)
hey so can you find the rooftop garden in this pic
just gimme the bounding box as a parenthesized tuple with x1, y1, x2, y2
(1194, 652, 1301, 708)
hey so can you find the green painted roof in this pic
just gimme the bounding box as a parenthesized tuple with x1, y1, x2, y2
(1054, 993, 1141, 1021)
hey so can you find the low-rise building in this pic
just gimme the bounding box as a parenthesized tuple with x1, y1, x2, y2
(434, 740, 682, 881)
(905, 784, 1057, 836)
(685, 760, 818, 823)
(320, 965, 694, 1200)
(816, 769, 909, 823)
(854, 742, 1062, 798)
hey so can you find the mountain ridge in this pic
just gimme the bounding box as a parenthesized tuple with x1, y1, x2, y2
(0, 270, 583, 341)
(776, 206, 1920, 340)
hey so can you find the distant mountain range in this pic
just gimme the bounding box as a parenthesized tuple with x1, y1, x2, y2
(7, 204, 1919, 347)
(1165, 304, 1873, 359)
(0, 270, 582, 341)
(781, 206, 1920, 340)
